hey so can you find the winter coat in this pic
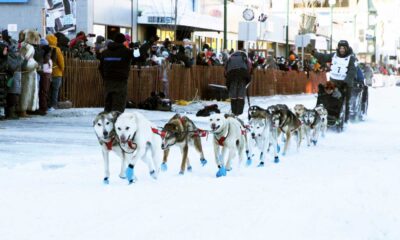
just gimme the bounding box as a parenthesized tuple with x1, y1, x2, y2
(312, 49, 357, 86)
(19, 42, 39, 111)
(99, 42, 132, 81)
(46, 34, 65, 77)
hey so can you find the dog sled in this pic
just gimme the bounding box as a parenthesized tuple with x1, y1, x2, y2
(348, 83, 368, 122)
(316, 84, 346, 132)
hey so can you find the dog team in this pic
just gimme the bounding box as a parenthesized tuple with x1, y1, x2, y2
(93, 103, 328, 184)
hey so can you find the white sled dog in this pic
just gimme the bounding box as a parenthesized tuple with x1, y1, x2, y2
(93, 111, 126, 184)
(314, 104, 328, 138)
(114, 112, 162, 184)
(209, 114, 249, 177)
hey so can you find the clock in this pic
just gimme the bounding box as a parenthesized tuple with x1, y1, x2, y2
(243, 8, 255, 21)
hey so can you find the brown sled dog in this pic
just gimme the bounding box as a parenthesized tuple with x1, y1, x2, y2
(160, 114, 208, 174)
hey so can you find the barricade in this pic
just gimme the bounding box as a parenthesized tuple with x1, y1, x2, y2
(61, 57, 327, 107)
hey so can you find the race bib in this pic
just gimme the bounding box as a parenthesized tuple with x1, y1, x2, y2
(330, 54, 350, 80)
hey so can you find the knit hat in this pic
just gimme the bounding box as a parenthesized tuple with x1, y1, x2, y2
(114, 33, 126, 44)
(40, 38, 49, 46)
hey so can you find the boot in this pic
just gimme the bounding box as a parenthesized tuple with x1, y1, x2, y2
(18, 111, 30, 118)
(6, 107, 19, 120)
(231, 99, 238, 115)
(236, 99, 245, 116)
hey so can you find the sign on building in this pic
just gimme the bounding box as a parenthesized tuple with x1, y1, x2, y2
(238, 22, 257, 41)
(45, 0, 76, 34)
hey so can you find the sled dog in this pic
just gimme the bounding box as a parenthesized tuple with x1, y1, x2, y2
(248, 105, 269, 120)
(161, 114, 208, 174)
(270, 105, 302, 158)
(114, 112, 162, 184)
(248, 114, 272, 167)
(209, 114, 249, 177)
(314, 104, 328, 138)
(293, 104, 307, 120)
(93, 111, 126, 184)
(302, 109, 322, 146)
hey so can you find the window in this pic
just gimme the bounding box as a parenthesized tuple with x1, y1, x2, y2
(294, 0, 349, 8)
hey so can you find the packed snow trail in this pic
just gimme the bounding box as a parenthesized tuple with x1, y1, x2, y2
(0, 88, 399, 240)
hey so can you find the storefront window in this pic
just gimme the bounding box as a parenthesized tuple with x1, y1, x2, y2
(157, 29, 175, 41)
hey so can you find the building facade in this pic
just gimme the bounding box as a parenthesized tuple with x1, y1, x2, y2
(0, 0, 138, 42)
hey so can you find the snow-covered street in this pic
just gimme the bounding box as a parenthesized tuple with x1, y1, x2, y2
(1, 87, 400, 240)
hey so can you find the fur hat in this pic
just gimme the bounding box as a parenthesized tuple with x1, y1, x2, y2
(24, 30, 40, 45)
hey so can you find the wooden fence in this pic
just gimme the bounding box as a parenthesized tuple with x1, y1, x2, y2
(60, 57, 327, 108)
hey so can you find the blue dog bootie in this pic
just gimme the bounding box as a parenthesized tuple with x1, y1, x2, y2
(125, 164, 135, 184)
(216, 166, 227, 178)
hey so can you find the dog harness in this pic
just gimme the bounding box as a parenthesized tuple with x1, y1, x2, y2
(214, 125, 230, 146)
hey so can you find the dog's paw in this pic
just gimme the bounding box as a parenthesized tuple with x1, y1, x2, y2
(246, 158, 252, 167)
(125, 165, 135, 184)
(187, 165, 192, 172)
(179, 170, 184, 175)
(161, 163, 168, 172)
(257, 162, 265, 167)
(103, 177, 109, 185)
(226, 166, 232, 172)
(216, 166, 227, 178)
(312, 140, 317, 146)
(274, 156, 280, 163)
(150, 170, 157, 179)
(200, 158, 207, 166)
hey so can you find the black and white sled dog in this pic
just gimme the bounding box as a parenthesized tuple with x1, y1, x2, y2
(114, 112, 162, 184)
(160, 114, 208, 175)
(269, 104, 302, 161)
(247, 105, 275, 167)
(93, 111, 126, 184)
(209, 114, 250, 177)
(314, 104, 328, 138)
(302, 109, 322, 146)
(248, 112, 272, 167)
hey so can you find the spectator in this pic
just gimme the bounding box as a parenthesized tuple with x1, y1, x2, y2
(69, 31, 87, 49)
(46, 34, 65, 111)
(225, 50, 252, 115)
(99, 33, 132, 112)
(19, 29, 40, 117)
(36, 44, 52, 115)
(54, 32, 70, 53)
(94, 35, 105, 59)
(0, 39, 7, 119)
(2, 29, 22, 119)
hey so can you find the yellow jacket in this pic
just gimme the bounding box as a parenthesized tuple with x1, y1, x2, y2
(46, 34, 65, 77)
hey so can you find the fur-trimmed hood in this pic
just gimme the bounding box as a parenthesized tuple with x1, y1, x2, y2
(24, 29, 40, 45)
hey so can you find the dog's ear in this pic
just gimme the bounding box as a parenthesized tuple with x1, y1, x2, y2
(172, 113, 181, 119)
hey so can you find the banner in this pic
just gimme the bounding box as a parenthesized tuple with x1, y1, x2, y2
(45, 0, 76, 34)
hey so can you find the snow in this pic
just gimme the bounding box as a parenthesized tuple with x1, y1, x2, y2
(1, 87, 400, 240)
